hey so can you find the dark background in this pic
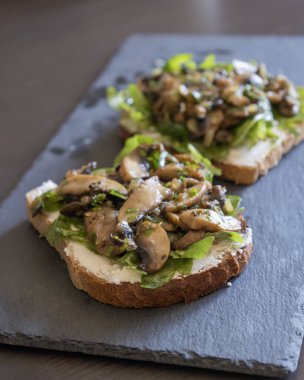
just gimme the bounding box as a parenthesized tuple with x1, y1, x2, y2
(1, 1, 304, 379)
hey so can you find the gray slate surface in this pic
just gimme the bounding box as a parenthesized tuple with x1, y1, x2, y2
(0, 35, 304, 377)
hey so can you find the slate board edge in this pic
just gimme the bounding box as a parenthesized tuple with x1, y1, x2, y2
(0, 332, 289, 377)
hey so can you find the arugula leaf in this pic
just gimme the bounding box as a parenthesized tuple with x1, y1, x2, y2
(45, 215, 96, 252)
(171, 236, 214, 259)
(140, 257, 193, 289)
(163, 53, 196, 74)
(114, 134, 155, 166)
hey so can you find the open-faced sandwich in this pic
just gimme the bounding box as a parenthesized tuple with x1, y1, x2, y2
(26, 137, 252, 308)
(108, 54, 304, 184)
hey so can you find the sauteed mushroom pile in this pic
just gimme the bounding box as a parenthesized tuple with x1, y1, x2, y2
(108, 54, 303, 155)
(138, 60, 299, 146)
(32, 143, 246, 275)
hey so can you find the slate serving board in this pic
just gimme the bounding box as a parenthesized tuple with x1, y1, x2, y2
(1, 35, 304, 377)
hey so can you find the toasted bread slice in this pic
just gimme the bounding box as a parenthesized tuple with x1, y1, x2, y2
(26, 182, 252, 308)
(119, 123, 304, 185)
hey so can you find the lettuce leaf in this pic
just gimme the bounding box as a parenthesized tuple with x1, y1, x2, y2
(114, 134, 155, 166)
(186, 143, 222, 180)
(224, 194, 245, 216)
(163, 53, 196, 74)
(107, 84, 151, 123)
(171, 236, 215, 259)
(157, 121, 189, 141)
(45, 215, 96, 252)
(140, 257, 193, 289)
(199, 54, 216, 69)
(206, 231, 244, 244)
(117, 251, 147, 275)
(199, 54, 233, 72)
(32, 190, 65, 215)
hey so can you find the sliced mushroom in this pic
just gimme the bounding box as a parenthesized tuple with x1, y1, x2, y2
(84, 204, 118, 255)
(65, 162, 97, 178)
(109, 221, 137, 255)
(210, 185, 226, 205)
(89, 177, 128, 195)
(278, 96, 300, 117)
(60, 201, 88, 217)
(179, 209, 242, 232)
(118, 176, 171, 224)
(135, 221, 170, 274)
(163, 181, 207, 213)
(155, 163, 184, 181)
(160, 221, 177, 232)
(58, 174, 127, 196)
(172, 230, 205, 250)
(119, 149, 150, 182)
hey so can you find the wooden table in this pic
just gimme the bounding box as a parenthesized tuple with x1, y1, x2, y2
(1, 1, 304, 378)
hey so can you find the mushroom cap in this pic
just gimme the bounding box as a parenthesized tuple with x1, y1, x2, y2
(58, 174, 127, 196)
(118, 176, 171, 224)
(84, 204, 118, 255)
(135, 221, 170, 274)
(179, 209, 242, 232)
(164, 181, 207, 213)
(119, 148, 150, 182)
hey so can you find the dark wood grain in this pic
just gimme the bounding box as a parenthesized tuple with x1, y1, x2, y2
(1, 0, 304, 378)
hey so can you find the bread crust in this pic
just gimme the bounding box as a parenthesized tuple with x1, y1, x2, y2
(119, 123, 304, 185)
(214, 123, 304, 185)
(27, 199, 252, 308)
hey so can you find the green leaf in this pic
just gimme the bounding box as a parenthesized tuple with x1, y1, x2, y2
(45, 215, 96, 252)
(224, 195, 244, 217)
(171, 236, 215, 259)
(140, 256, 193, 289)
(198, 142, 230, 160)
(108, 189, 127, 200)
(128, 83, 151, 112)
(117, 251, 147, 274)
(107, 84, 152, 123)
(140, 258, 176, 289)
(186, 143, 222, 178)
(32, 190, 65, 215)
(114, 134, 155, 166)
(157, 121, 189, 141)
(231, 114, 264, 147)
(163, 53, 196, 74)
(206, 231, 244, 244)
(91, 193, 106, 207)
(173, 258, 193, 275)
(199, 54, 216, 69)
